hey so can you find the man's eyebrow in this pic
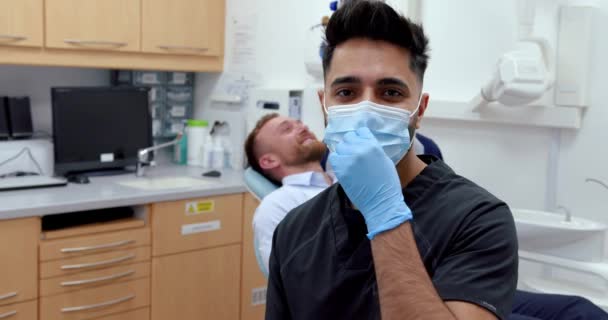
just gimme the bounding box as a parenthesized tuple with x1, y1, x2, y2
(376, 78, 409, 88)
(330, 76, 362, 87)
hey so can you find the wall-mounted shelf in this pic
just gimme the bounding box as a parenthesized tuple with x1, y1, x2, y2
(424, 100, 583, 129)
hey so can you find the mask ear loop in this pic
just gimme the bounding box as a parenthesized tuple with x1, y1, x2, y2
(407, 92, 424, 150)
(322, 95, 329, 114)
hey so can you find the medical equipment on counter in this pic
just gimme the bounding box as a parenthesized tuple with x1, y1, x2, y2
(186, 119, 209, 167)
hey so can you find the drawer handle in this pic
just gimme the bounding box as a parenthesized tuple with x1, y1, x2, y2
(0, 35, 27, 42)
(0, 311, 16, 319)
(64, 39, 128, 48)
(61, 270, 135, 287)
(158, 45, 209, 52)
(61, 239, 135, 253)
(61, 254, 135, 270)
(0, 292, 17, 301)
(61, 294, 135, 313)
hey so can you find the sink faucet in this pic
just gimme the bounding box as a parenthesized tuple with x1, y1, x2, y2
(586, 177, 608, 191)
(136, 133, 183, 177)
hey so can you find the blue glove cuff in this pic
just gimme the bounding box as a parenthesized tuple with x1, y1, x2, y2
(366, 210, 412, 240)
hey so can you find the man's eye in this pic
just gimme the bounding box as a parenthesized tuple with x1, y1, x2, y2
(336, 89, 354, 97)
(384, 89, 403, 97)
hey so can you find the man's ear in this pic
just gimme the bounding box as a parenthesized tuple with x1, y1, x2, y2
(414, 93, 430, 129)
(259, 153, 280, 171)
(317, 89, 328, 126)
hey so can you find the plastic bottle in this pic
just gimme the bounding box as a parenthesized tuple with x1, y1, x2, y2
(211, 137, 224, 170)
(202, 135, 214, 169)
(222, 138, 233, 169)
(186, 119, 209, 166)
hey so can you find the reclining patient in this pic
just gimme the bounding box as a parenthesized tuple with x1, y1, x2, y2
(244, 113, 608, 320)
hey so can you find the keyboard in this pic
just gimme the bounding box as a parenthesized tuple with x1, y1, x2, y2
(0, 175, 68, 191)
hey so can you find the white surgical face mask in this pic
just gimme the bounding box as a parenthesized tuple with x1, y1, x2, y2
(323, 96, 422, 164)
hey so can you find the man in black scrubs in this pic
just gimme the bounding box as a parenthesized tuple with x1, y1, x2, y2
(265, 1, 518, 320)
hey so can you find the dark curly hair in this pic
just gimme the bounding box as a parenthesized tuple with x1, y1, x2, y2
(322, 0, 430, 82)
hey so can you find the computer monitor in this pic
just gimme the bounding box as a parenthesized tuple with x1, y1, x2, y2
(51, 86, 152, 176)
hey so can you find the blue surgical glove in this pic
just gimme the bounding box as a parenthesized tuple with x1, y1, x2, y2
(329, 127, 412, 239)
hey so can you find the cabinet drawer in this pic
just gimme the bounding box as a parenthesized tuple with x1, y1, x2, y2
(151, 194, 243, 256)
(40, 278, 149, 320)
(0, 218, 39, 306)
(41, 262, 150, 297)
(45, 0, 140, 52)
(0, 300, 37, 320)
(41, 247, 151, 279)
(40, 228, 150, 262)
(96, 308, 149, 320)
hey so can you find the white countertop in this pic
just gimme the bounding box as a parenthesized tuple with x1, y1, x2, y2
(0, 165, 247, 220)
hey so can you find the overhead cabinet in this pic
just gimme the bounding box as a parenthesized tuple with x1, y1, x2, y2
(0, 0, 225, 71)
(45, 0, 141, 52)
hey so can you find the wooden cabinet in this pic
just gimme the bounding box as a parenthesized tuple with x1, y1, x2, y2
(151, 194, 243, 256)
(142, 0, 224, 56)
(241, 194, 267, 320)
(45, 0, 140, 52)
(0, 300, 37, 320)
(151, 244, 241, 320)
(0, 0, 43, 47)
(0, 218, 39, 306)
(40, 278, 149, 320)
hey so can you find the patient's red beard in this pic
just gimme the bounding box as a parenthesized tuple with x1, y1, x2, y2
(286, 140, 326, 166)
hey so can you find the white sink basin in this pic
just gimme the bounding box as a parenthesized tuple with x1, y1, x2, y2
(513, 209, 607, 262)
(117, 177, 214, 191)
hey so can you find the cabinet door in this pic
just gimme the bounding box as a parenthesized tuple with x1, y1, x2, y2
(142, 0, 224, 56)
(45, 0, 140, 52)
(241, 194, 267, 320)
(0, 218, 38, 306)
(151, 244, 241, 320)
(0, 0, 43, 47)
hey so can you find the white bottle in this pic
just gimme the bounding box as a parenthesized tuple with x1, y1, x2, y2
(186, 120, 209, 167)
(211, 137, 224, 170)
(201, 135, 214, 169)
(222, 138, 233, 169)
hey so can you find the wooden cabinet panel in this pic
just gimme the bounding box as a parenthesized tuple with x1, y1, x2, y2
(96, 308, 149, 320)
(40, 261, 150, 297)
(142, 0, 224, 56)
(0, 218, 39, 306)
(0, 300, 37, 320)
(151, 194, 243, 256)
(241, 193, 267, 320)
(45, 0, 140, 52)
(40, 278, 149, 320)
(40, 247, 151, 279)
(0, 0, 43, 47)
(151, 244, 241, 320)
(40, 228, 150, 262)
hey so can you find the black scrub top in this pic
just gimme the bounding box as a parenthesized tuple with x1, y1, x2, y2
(265, 156, 518, 320)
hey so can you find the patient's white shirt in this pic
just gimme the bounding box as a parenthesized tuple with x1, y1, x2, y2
(252, 171, 335, 274)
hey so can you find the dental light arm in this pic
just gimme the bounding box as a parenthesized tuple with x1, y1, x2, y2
(472, 0, 554, 111)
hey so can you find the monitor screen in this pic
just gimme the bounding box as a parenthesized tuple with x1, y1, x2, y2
(52, 86, 151, 176)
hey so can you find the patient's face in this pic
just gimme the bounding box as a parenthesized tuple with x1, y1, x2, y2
(257, 116, 326, 166)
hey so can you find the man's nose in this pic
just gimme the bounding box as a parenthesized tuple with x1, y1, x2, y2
(360, 88, 377, 104)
